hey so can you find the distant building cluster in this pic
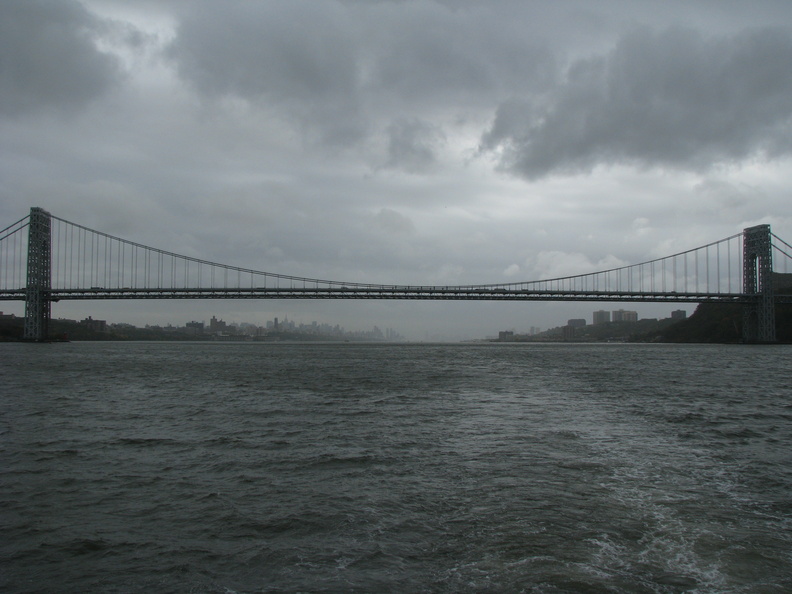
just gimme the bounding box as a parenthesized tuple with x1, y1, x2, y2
(81, 316, 107, 332)
(589, 309, 685, 326)
(496, 307, 689, 342)
(592, 309, 638, 324)
(496, 327, 542, 341)
(148, 314, 403, 341)
(48, 315, 110, 332)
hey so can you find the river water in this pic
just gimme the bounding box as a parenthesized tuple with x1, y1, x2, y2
(1, 342, 790, 593)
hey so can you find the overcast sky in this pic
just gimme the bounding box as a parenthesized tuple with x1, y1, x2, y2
(2, 0, 792, 339)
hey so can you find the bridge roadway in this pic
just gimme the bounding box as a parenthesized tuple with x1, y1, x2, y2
(0, 286, 767, 303)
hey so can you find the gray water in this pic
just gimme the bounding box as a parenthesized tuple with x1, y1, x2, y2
(1, 342, 791, 593)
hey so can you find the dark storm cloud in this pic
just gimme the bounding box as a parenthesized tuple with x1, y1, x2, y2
(363, 1, 557, 105)
(168, 0, 365, 145)
(482, 26, 792, 178)
(0, 0, 122, 115)
(166, 1, 556, 149)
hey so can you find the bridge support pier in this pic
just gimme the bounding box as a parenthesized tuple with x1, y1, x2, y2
(742, 224, 775, 343)
(23, 207, 52, 342)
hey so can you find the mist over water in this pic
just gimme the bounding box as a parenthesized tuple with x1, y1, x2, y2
(2, 342, 791, 593)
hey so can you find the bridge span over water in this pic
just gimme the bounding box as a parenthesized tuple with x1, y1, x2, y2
(2, 208, 791, 342)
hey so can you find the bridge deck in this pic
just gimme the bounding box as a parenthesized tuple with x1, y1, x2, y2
(0, 286, 775, 303)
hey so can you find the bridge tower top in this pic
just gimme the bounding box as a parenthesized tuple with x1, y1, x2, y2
(23, 207, 52, 341)
(742, 224, 775, 342)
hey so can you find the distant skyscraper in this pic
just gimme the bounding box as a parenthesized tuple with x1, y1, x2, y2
(612, 309, 638, 322)
(209, 315, 228, 333)
(593, 310, 610, 325)
(671, 310, 687, 320)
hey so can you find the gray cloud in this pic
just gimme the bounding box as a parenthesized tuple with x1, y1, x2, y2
(166, 1, 557, 149)
(363, 2, 557, 106)
(482, 26, 792, 178)
(0, 0, 122, 116)
(374, 207, 415, 235)
(384, 118, 446, 174)
(168, 0, 366, 146)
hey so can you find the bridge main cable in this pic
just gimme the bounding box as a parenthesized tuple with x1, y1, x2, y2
(47, 213, 748, 298)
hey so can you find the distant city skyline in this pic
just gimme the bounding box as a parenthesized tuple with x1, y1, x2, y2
(33, 305, 692, 342)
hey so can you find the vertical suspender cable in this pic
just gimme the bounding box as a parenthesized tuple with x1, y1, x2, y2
(706, 245, 710, 293)
(77, 228, 82, 289)
(68, 223, 73, 289)
(3, 226, 9, 289)
(684, 251, 688, 293)
(695, 248, 699, 293)
(651, 262, 655, 293)
(52, 219, 58, 289)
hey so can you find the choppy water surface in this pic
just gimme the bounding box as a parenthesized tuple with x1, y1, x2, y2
(1, 342, 791, 593)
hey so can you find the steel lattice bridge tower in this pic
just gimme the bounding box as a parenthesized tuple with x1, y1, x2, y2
(2, 207, 791, 342)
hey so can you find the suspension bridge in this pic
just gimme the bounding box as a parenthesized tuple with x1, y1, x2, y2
(2, 207, 791, 342)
